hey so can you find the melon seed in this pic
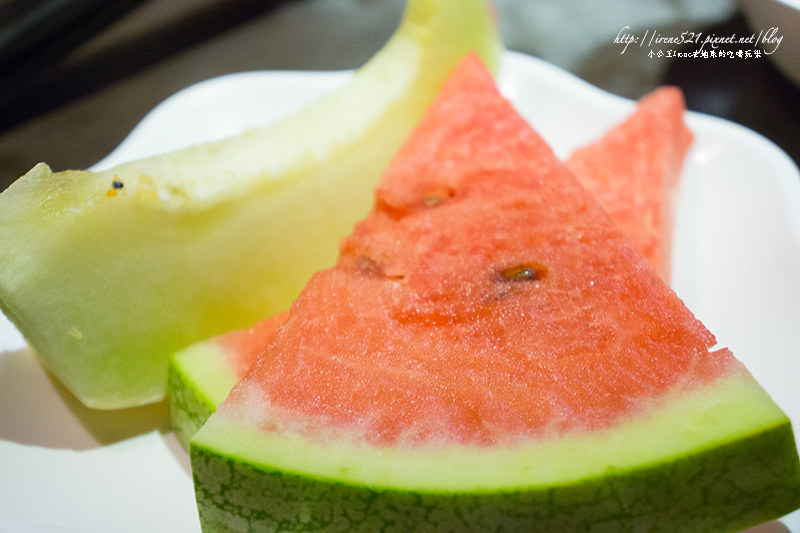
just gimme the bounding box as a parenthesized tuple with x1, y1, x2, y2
(501, 262, 548, 282)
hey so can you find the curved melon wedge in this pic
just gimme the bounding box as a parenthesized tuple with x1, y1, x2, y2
(190, 55, 800, 532)
(0, 0, 501, 409)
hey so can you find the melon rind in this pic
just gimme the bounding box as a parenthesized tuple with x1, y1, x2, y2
(0, 0, 502, 409)
(171, 312, 287, 449)
(191, 370, 800, 531)
(169, 342, 235, 450)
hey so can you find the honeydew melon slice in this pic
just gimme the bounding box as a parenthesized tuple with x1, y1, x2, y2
(0, 0, 501, 409)
(190, 54, 800, 532)
(169, 84, 694, 449)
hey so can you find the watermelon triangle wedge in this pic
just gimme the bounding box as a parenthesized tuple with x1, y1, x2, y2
(190, 54, 800, 531)
(566, 86, 692, 282)
(169, 84, 693, 450)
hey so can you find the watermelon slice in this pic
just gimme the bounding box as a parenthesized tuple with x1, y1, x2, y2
(190, 54, 800, 531)
(169, 312, 287, 449)
(566, 86, 692, 281)
(169, 85, 694, 448)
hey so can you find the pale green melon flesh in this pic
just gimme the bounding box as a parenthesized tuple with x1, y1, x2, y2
(169, 342, 235, 450)
(191, 371, 800, 531)
(0, 0, 501, 409)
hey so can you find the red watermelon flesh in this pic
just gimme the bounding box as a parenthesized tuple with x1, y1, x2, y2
(179, 85, 692, 437)
(170, 83, 694, 451)
(217, 53, 735, 448)
(566, 87, 692, 281)
(217, 312, 287, 378)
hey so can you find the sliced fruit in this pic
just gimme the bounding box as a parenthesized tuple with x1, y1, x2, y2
(169, 85, 694, 448)
(169, 312, 287, 450)
(0, 0, 501, 409)
(566, 86, 692, 281)
(190, 54, 800, 532)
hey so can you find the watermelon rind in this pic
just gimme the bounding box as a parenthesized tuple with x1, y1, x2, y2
(171, 311, 287, 449)
(169, 342, 235, 451)
(191, 371, 800, 532)
(0, 0, 501, 409)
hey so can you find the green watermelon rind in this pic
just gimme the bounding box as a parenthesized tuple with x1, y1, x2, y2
(190, 371, 800, 531)
(169, 342, 235, 450)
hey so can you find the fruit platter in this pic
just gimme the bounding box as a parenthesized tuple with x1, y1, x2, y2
(1, 0, 799, 531)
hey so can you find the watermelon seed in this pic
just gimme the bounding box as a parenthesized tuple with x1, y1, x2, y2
(356, 256, 382, 276)
(424, 196, 442, 206)
(355, 255, 405, 281)
(423, 186, 454, 207)
(500, 262, 548, 282)
(112, 179, 124, 189)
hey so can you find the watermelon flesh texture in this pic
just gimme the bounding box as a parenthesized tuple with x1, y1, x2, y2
(0, 0, 501, 409)
(191, 54, 800, 531)
(567, 86, 692, 282)
(169, 84, 692, 448)
(169, 312, 287, 450)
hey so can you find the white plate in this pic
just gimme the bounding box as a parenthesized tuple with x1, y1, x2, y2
(1, 50, 799, 532)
